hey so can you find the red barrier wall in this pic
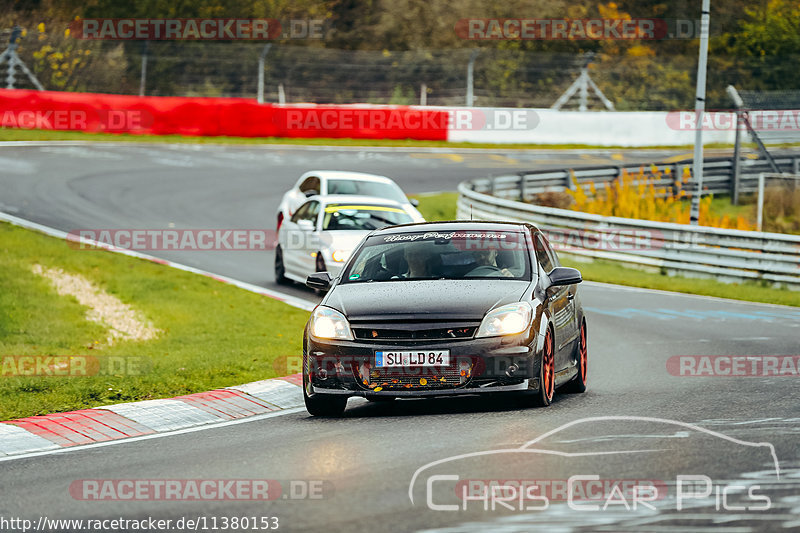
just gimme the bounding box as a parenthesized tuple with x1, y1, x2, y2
(0, 89, 449, 140)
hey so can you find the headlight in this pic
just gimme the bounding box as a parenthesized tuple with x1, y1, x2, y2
(309, 306, 353, 340)
(476, 302, 533, 338)
(331, 249, 349, 263)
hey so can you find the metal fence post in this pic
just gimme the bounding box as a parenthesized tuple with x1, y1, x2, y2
(565, 170, 575, 191)
(731, 111, 742, 204)
(138, 41, 148, 97)
(257, 44, 272, 104)
(466, 49, 479, 106)
(757, 173, 765, 231)
(519, 173, 526, 202)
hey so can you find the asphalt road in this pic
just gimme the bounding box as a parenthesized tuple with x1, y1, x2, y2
(1, 142, 799, 532)
(0, 142, 695, 301)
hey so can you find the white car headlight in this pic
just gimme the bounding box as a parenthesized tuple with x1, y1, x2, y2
(476, 302, 533, 338)
(331, 249, 349, 263)
(309, 306, 353, 340)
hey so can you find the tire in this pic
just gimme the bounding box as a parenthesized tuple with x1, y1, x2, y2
(564, 320, 588, 394)
(519, 327, 555, 408)
(275, 245, 289, 285)
(303, 371, 347, 417)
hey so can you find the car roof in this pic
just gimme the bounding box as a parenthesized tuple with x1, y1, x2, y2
(302, 170, 395, 184)
(370, 220, 535, 233)
(307, 194, 407, 207)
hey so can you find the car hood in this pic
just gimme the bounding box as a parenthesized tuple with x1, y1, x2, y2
(324, 279, 531, 321)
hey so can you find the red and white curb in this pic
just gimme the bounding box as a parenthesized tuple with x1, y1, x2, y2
(0, 375, 304, 457)
(0, 212, 314, 458)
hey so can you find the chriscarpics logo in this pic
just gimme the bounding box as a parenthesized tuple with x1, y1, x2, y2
(409, 417, 786, 529)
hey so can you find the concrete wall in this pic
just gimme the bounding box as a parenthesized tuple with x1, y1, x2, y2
(443, 107, 738, 146)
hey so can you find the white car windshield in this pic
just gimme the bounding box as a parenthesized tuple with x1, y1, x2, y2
(325, 179, 407, 203)
(321, 204, 413, 231)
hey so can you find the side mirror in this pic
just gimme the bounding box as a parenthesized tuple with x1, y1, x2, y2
(409, 198, 420, 207)
(297, 219, 314, 231)
(547, 266, 582, 287)
(306, 272, 331, 291)
(303, 189, 319, 198)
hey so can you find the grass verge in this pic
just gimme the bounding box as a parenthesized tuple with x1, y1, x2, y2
(411, 193, 800, 308)
(0, 127, 735, 151)
(0, 221, 309, 420)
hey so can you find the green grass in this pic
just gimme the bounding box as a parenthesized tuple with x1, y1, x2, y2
(413, 193, 800, 308)
(0, 127, 739, 150)
(410, 192, 459, 221)
(708, 195, 755, 221)
(0, 221, 310, 420)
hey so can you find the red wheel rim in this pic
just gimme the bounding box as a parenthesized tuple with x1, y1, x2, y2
(543, 330, 554, 400)
(579, 322, 587, 385)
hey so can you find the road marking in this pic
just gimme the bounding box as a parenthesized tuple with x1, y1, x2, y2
(662, 152, 693, 163)
(410, 153, 464, 162)
(582, 281, 800, 310)
(585, 305, 800, 321)
(0, 407, 306, 463)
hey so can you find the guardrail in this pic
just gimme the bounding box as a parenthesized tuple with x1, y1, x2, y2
(457, 180, 800, 289)
(476, 155, 800, 201)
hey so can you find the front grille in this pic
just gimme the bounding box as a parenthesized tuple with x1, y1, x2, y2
(354, 359, 474, 391)
(350, 320, 480, 341)
(353, 327, 476, 341)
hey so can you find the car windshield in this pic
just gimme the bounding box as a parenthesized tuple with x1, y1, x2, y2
(343, 230, 531, 282)
(321, 204, 413, 231)
(325, 179, 407, 203)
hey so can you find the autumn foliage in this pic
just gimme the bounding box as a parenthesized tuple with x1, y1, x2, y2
(564, 166, 754, 230)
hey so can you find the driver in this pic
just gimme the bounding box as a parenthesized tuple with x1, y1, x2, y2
(468, 249, 514, 277)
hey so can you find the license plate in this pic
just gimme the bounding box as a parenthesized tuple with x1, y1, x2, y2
(375, 351, 450, 367)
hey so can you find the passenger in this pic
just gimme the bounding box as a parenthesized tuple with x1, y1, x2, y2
(469, 249, 514, 277)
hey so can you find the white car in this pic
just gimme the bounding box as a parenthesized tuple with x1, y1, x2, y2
(276, 171, 423, 230)
(275, 195, 419, 286)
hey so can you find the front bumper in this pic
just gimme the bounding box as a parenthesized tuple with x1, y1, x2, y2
(305, 332, 542, 398)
